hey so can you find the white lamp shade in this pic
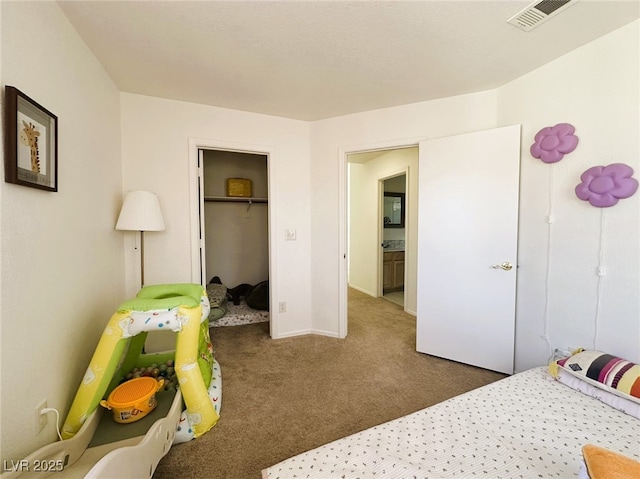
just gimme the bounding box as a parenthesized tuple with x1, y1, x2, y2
(115, 191, 166, 231)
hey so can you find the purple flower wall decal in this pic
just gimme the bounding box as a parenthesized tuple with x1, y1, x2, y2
(530, 123, 579, 163)
(575, 163, 638, 208)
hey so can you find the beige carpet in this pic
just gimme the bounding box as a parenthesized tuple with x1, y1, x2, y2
(153, 288, 506, 479)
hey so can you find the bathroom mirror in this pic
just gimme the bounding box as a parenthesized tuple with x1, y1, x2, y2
(383, 192, 405, 228)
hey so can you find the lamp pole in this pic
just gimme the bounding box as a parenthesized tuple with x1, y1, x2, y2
(140, 230, 145, 288)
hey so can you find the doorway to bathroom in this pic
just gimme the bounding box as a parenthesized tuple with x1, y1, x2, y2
(346, 146, 417, 315)
(381, 173, 406, 307)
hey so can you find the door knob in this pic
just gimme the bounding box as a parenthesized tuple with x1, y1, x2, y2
(492, 262, 513, 271)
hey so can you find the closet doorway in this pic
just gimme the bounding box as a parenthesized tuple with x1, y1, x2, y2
(194, 146, 272, 332)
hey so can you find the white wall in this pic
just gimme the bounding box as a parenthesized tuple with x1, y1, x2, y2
(310, 91, 499, 336)
(0, 1, 124, 462)
(348, 148, 418, 314)
(499, 20, 640, 371)
(348, 162, 376, 294)
(120, 93, 312, 337)
(310, 21, 639, 370)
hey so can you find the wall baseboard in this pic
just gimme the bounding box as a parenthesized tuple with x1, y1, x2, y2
(272, 328, 342, 340)
(347, 284, 376, 297)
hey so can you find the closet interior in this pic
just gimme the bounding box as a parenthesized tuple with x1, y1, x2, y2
(201, 149, 270, 326)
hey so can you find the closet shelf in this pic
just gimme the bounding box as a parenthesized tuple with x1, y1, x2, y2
(204, 196, 268, 204)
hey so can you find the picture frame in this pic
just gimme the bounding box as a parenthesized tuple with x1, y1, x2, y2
(4, 86, 58, 191)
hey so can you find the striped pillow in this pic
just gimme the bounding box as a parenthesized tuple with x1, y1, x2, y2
(556, 350, 640, 405)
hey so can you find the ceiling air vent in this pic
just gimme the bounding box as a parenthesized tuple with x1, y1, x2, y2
(507, 0, 578, 32)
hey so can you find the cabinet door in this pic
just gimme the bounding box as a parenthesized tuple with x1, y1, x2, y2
(383, 255, 394, 290)
(393, 261, 405, 288)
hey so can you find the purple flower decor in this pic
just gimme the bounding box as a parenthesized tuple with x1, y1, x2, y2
(575, 163, 638, 208)
(530, 123, 579, 164)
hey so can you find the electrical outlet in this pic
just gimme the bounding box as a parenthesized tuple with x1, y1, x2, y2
(35, 400, 47, 434)
(279, 301, 286, 313)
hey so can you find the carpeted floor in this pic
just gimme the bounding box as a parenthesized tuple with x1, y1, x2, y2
(152, 288, 506, 479)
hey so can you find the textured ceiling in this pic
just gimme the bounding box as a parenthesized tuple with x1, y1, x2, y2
(58, 1, 639, 121)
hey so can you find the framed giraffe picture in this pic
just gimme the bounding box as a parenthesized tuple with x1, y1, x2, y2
(4, 86, 58, 191)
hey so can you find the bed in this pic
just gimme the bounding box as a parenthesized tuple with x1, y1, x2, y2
(262, 350, 640, 479)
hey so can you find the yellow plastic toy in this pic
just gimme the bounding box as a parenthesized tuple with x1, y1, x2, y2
(100, 376, 165, 424)
(62, 283, 220, 442)
(1, 284, 221, 479)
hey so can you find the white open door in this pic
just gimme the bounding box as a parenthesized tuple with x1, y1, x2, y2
(417, 125, 521, 374)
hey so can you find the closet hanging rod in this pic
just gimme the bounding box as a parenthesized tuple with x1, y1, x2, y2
(204, 196, 268, 203)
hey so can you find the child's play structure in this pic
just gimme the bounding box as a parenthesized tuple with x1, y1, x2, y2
(1, 283, 221, 479)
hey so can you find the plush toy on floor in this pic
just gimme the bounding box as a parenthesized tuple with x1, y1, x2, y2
(209, 275, 269, 310)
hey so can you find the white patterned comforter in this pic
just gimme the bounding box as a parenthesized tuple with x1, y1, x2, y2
(263, 367, 639, 478)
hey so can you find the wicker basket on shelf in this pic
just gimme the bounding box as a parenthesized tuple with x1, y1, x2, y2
(226, 178, 252, 197)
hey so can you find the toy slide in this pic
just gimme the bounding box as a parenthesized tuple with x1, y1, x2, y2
(1, 284, 221, 479)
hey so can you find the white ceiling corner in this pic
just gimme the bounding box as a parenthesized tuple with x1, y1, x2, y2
(56, 0, 640, 121)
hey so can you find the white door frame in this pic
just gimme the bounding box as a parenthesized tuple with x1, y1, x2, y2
(339, 137, 423, 338)
(188, 137, 278, 338)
